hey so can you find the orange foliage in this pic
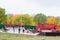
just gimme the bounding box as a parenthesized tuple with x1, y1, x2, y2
(11, 15, 20, 24)
(46, 16, 56, 24)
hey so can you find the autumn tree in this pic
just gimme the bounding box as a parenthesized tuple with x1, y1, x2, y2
(11, 15, 21, 24)
(46, 16, 56, 24)
(14, 15, 21, 24)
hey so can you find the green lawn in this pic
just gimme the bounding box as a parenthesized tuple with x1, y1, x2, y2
(0, 32, 60, 40)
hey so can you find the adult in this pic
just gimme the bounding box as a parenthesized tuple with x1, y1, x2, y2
(18, 27, 20, 33)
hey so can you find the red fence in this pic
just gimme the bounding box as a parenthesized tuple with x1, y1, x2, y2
(36, 24, 60, 32)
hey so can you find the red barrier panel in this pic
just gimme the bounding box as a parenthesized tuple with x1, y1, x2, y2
(36, 24, 56, 31)
(48, 24, 56, 29)
(56, 25, 60, 31)
(36, 24, 48, 30)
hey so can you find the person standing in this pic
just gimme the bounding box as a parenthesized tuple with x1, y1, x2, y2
(13, 26, 15, 32)
(18, 28, 20, 33)
(22, 26, 25, 33)
(4, 25, 6, 32)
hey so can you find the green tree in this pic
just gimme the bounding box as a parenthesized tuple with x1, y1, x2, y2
(22, 14, 32, 25)
(56, 17, 60, 26)
(30, 16, 35, 26)
(34, 13, 47, 24)
(0, 8, 7, 24)
(6, 15, 12, 24)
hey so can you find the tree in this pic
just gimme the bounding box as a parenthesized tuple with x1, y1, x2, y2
(46, 16, 56, 24)
(56, 17, 60, 26)
(34, 13, 47, 24)
(11, 15, 21, 24)
(29, 16, 35, 26)
(14, 15, 21, 24)
(0, 8, 7, 24)
(22, 14, 32, 25)
(6, 15, 12, 24)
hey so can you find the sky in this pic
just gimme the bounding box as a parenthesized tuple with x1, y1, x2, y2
(0, 0, 60, 16)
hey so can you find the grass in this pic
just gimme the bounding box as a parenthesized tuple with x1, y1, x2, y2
(0, 32, 60, 40)
(0, 28, 3, 30)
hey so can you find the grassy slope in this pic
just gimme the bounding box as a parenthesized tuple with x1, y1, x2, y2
(0, 32, 60, 40)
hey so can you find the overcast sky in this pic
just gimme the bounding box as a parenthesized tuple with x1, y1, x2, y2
(0, 0, 60, 16)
